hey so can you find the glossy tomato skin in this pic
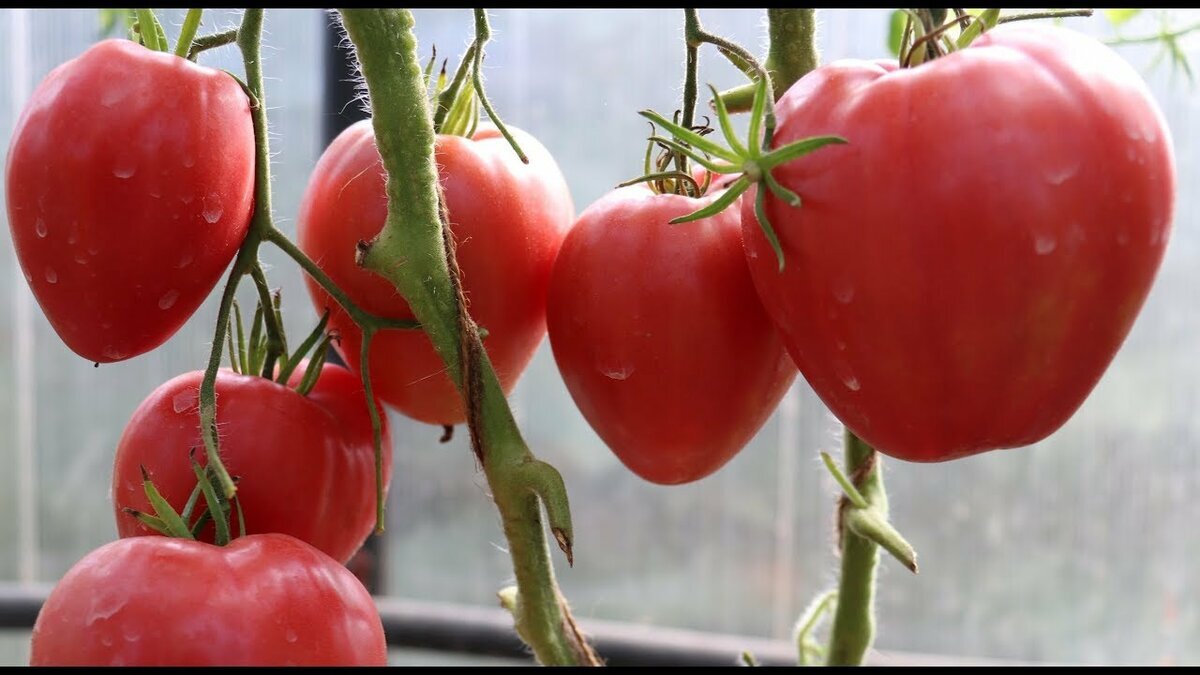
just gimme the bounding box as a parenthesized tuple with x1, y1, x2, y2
(298, 120, 573, 425)
(5, 39, 255, 363)
(30, 534, 387, 666)
(742, 25, 1175, 462)
(112, 364, 391, 564)
(547, 185, 797, 484)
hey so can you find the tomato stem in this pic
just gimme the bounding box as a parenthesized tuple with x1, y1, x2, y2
(174, 9, 203, 59)
(795, 589, 837, 665)
(186, 28, 237, 61)
(470, 9, 528, 163)
(264, 229, 418, 333)
(339, 9, 596, 665)
(358, 328, 387, 534)
(135, 9, 166, 52)
(713, 10, 816, 113)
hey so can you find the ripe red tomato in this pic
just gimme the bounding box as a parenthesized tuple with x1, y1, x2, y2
(743, 25, 1175, 462)
(5, 39, 254, 363)
(546, 184, 797, 484)
(30, 534, 387, 666)
(297, 120, 574, 425)
(112, 363, 391, 564)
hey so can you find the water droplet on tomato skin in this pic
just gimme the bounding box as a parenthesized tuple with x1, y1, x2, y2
(832, 281, 855, 305)
(158, 289, 180, 310)
(177, 252, 194, 269)
(202, 194, 223, 224)
(34, 218, 47, 238)
(102, 345, 126, 361)
(1043, 160, 1080, 186)
(182, 154, 195, 168)
(285, 629, 298, 643)
(843, 375, 861, 392)
(44, 267, 57, 284)
(74, 252, 88, 265)
(112, 160, 136, 179)
(600, 364, 634, 381)
(1034, 235, 1057, 255)
(172, 389, 198, 414)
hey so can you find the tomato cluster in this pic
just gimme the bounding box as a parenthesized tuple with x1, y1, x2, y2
(8, 39, 390, 666)
(4, 13, 1177, 668)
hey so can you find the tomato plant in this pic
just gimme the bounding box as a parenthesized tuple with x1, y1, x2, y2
(112, 363, 391, 564)
(742, 24, 1175, 462)
(546, 183, 797, 484)
(297, 120, 573, 426)
(5, 38, 255, 363)
(30, 533, 387, 666)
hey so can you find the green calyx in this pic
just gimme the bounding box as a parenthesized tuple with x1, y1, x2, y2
(124, 453, 245, 546)
(224, 289, 341, 399)
(639, 77, 846, 271)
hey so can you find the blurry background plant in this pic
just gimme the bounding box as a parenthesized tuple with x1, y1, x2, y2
(0, 7, 1197, 666)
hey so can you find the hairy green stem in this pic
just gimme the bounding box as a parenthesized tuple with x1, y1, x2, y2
(174, 9, 203, 58)
(187, 27, 237, 60)
(717, 9, 816, 112)
(675, 9, 701, 189)
(826, 432, 883, 665)
(337, 9, 594, 666)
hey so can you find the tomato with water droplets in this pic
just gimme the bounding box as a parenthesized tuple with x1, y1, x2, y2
(30, 534, 387, 666)
(5, 39, 254, 363)
(742, 25, 1175, 462)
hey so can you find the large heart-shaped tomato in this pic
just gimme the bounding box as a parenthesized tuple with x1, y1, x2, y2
(547, 184, 797, 484)
(6, 39, 255, 363)
(743, 25, 1175, 462)
(112, 364, 391, 564)
(297, 120, 573, 426)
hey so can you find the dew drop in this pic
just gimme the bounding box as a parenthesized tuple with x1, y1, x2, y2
(600, 363, 634, 381)
(832, 280, 855, 305)
(202, 194, 223, 224)
(102, 345, 126, 361)
(177, 252, 194, 269)
(74, 252, 88, 265)
(100, 635, 113, 648)
(181, 194, 194, 205)
(1034, 235, 1057, 255)
(843, 375, 861, 391)
(67, 221, 79, 244)
(34, 218, 47, 238)
(836, 340, 847, 351)
(285, 629, 298, 643)
(149, 188, 161, 199)
(1043, 159, 1080, 186)
(182, 155, 195, 168)
(44, 267, 57, 284)
(88, 243, 101, 256)
(112, 157, 137, 179)
(158, 289, 180, 310)
(172, 389, 198, 413)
